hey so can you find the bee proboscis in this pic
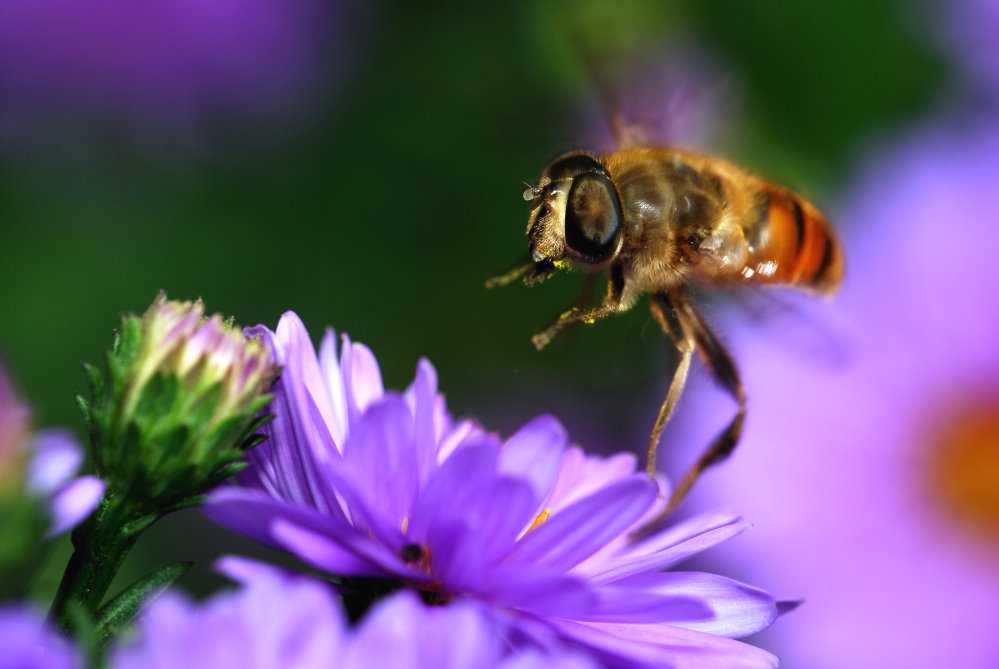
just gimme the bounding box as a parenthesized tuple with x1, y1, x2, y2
(488, 143, 843, 530)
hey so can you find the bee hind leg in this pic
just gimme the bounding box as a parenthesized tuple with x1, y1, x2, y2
(635, 292, 746, 537)
(644, 292, 696, 477)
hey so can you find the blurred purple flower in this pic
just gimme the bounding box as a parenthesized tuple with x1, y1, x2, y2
(112, 556, 596, 669)
(662, 122, 999, 668)
(206, 312, 780, 668)
(0, 0, 338, 150)
(0, 605, 81, 669)
(0, 361, 104, 537)
(943, 0, 999, 96)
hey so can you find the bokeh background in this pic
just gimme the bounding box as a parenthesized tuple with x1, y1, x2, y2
(2, 0, 997, 667)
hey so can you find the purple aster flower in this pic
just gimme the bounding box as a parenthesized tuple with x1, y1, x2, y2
(0, 360, 104, 537)
(0, 605, 81, 669)
(660, 121, 999, 668)
(207, 312, 780, 668)
(112, 556, 596, 669)
(0, 0, 339, 152)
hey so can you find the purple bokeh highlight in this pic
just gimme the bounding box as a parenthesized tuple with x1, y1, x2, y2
(111, 557, 597, 669)
(0, 605, 82, 669)
(0, 0, 340, 151)
(0, 361, 104, 537)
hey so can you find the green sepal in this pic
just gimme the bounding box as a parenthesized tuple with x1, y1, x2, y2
(246, 393, 276, 417)
(244, 409, 275, 435)
(155, 495, 208, 517)
(120, 511, 159, 538)
(74, 393, 93, 431)
(212, 461, 249, 483)
(94, 561, 192, 649)
(82, 362, 104, 402)
(240, 432, 269, 451)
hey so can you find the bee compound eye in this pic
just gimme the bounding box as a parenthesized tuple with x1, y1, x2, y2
(564, 171, 623, 264)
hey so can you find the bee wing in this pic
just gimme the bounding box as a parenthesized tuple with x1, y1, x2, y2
(570, 40, 740, 153)
(708, 287, 853, 371)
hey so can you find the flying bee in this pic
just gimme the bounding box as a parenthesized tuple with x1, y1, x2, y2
(488, 145, 843, 525)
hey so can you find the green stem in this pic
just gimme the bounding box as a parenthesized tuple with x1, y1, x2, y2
(49, 495, 143, 635)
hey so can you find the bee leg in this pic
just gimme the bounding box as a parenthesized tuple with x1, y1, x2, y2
(531, 265, 624, 351)
(485, 252, 534, 289)
(645, 292, 696, 477)
(670, 297, 746, 508)
(573, 272, 602, 310)
(637, 295, 746, 536)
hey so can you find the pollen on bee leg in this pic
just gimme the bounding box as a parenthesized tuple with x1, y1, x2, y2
(526, 509, 551, 534)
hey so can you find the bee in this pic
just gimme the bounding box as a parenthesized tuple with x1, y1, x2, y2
(488, 145, 843, 524)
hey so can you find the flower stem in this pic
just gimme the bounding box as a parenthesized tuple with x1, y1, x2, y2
(49, 495, 143, 635)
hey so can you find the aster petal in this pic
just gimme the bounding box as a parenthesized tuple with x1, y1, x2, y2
(479, 565, 599, 618)
(551, 619, 779, 669)
(214, 555, 304, 586)
(545, 447, 641, 514)
(25, 429, 83, 495)
(205, 488, 378, 576)
(583, 510, 750, 583)
(404, 358, 443, 487)
(272, 518, 430, 583)
(342, 592, 504, 669)
(607, 572, 778, 637)
(497, 649, 598, 669)
(46, 475, 105, 537)
(340, 335, 385, 424)
(497, 415, 568, 507)
(336, 396, 420, 545)
(318, 328, 349, 447)
(238, 376, 346, 519)
(410, 443, 538, 564)
(426, 517, 488, 593)
(577, 589, 712, 625)
(506, 476, 657, 572)
(437, 417, 484, 462)
(271, 313, 340, 443)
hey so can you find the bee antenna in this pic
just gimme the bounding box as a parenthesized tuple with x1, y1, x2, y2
(521, 181, 542, 201)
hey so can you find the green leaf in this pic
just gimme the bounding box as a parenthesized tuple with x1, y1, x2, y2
(94, 561, 192, 649)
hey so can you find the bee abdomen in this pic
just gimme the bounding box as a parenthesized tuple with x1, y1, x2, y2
(744, 185, 843, 295)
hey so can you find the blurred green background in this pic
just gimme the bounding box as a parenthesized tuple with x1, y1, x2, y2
(0, 0, 946, 598)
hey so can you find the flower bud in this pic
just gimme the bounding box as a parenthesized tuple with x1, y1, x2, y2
(80, 294, 278, 515)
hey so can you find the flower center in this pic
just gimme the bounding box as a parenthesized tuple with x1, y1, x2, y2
(923, 395, 999, 544)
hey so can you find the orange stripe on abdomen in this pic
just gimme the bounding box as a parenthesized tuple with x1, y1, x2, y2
(743, 185, 843, 295)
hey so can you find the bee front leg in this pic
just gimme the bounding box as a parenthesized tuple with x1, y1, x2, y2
(531, 265, 624, 351)
(485, 252, 534, 289)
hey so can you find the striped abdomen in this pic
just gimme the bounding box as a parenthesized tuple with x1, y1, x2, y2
(739, 182, 843, 295)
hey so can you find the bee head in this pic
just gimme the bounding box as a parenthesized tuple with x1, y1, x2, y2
(524, 151, 624, 274)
